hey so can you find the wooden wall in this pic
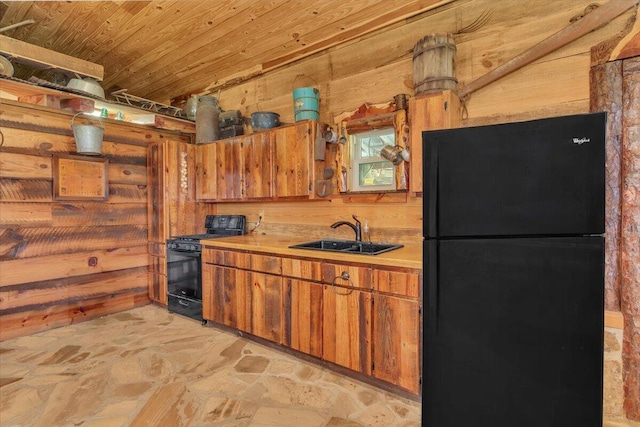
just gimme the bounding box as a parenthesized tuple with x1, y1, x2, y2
(215, 0, 635, 244)
(0, 101, 188, 341)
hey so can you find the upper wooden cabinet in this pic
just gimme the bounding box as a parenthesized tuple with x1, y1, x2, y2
(409, 90, 461, 194)
(196, 120, 317, 202)
(272, 121, 314, 198)
(195, 136, 243, 201)
(243, 132, 273, 199)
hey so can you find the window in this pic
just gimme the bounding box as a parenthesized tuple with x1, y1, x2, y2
(350, 127, 396, 191)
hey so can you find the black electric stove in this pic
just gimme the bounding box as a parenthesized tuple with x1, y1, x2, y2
(166, 215, 246, 322)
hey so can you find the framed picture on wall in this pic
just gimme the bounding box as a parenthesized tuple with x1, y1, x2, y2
(52, 154, 109, 201)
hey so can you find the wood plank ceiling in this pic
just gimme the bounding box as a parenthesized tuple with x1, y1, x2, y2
(0, 0, 450, 104)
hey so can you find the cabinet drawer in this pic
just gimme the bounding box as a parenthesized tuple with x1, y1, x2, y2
(249, 253, 281, 275)
(282, 257, 322, 281)
(374, 269, 421, 298)
(202, 248, 249, 269)
(322, 263, 372, 290)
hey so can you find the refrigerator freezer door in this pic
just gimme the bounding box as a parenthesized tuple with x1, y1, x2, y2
(422, 237, 604, 427)
(423, 113, 606, 238)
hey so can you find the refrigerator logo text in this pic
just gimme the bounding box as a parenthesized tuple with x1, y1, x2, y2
(572, 137, 590, 145)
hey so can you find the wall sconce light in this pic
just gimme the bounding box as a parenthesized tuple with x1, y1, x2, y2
(380, 145, 410, 165)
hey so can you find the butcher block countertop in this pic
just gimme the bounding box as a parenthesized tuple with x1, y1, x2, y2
(201, 234, 423, 270)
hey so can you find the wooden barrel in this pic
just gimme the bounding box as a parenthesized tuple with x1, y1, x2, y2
(413, 34, 457, 95)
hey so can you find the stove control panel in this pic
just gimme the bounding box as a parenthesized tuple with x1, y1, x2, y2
(167, 241, 202, 252)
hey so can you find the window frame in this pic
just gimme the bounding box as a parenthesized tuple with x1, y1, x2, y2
(349, 127, 397, 192)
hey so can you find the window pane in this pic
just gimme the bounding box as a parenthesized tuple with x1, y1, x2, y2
(358, 161, 395, 187)
(355, 128, 395, 160)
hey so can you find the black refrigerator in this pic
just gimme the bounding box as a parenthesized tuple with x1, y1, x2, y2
(422, 112, 606, 427)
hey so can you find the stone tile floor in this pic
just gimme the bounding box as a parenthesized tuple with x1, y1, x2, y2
(1, 305, 638, 427)
(0, 305, 420, 427)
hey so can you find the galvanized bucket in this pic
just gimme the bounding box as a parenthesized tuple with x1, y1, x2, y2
(71, 113, 104, 155)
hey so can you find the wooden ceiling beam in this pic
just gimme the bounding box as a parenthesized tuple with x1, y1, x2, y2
(457, 0, 638, 98)
(0, 34, 104, 81)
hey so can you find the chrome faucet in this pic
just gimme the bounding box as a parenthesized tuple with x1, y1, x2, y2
(330, 214, 362, 241)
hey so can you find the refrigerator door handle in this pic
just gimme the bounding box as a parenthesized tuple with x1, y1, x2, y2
(427, 240, 439, 334)
(426, 142, 438, 238)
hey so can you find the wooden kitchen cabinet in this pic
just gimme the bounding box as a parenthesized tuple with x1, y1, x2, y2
(283, 257, 323, 357)
(195, 120, 317, 201)
(195, 137, 244, 201)
(272, 121, 315, 198)
(202, 248, 283, 342)
(147, 138, 209, 305)
(215, 137, 244, 200)
(202, 263, 249, 331)
(371, 267, 422, 394)
(202, 246, 421, 395)
(409, 90, 460, 194)
(285, 278, 323, 358)
(372, 294, 420, 393)
(195, 140, 217, 200)
(323, 283, 372, 374)
(247, 271, 283, 343)
(243, 132, 273, 199)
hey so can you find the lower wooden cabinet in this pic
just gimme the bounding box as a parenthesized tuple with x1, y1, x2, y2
(203, 262, 283, 342)
(247, 271, 283, 343)
(285, 278, 323, 358)
(203, 264, 249, 331)
(323, 284, 372, 374)
(372, 294, 421, 393)
(148, 254, 167, 305)
(203, 247, 421, 395)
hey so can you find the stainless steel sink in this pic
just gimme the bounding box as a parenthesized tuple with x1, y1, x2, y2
(289, 239, 403, 256)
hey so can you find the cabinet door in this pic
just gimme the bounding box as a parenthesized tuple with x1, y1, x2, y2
(215, 137, 244, 200)
(272, 122, 312, 198)
(202, 264, 250, 331)
(322, 285, 372, 374)
(147, 141, 167, 243)
(285, 278, 323, 358)
(165, 140, 200, 237)
(196, 142, 217, 200)
(243, 132, 273, 199)
(148, 273, 167, 305)
(372, 294, 421, 394)
(248, 271, 283, 343)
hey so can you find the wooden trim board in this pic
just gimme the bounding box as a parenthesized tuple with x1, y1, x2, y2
(0, 34, 104, 80)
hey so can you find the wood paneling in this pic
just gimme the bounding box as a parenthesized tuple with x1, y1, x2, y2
(0, 1, 449, 102)
(0, 100, 192, 340)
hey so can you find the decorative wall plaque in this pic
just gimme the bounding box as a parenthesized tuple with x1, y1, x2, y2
(53, 154, 108, 201)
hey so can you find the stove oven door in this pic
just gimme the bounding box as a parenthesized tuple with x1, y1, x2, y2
(166, 248, 202, 300)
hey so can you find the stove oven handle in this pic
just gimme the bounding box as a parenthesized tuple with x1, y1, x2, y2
(178, 299, 190, 307)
